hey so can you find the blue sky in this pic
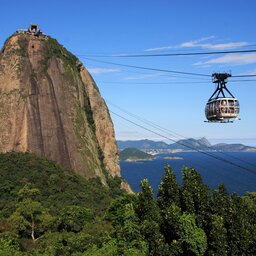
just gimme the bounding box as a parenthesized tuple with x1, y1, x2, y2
(1, 0, 256, 145)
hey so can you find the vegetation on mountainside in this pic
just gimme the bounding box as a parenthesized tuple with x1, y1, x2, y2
(39, 36, 79, 73)
(0, 152, 255, 255)
(0, 152, 123, 217)
(119, 148, 154, 161)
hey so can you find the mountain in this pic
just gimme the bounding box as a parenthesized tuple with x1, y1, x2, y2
(117, 138, 211, 150)
(0, 27, 120, 184)
(119, 148, 154, 161)
(212, 143, 256, 152)
(117, 139, 169, 150)
(168, 138, 212, 150)
(117, 138, 256, 152)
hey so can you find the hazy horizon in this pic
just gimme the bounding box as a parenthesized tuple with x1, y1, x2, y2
(116, 136, 256, 147)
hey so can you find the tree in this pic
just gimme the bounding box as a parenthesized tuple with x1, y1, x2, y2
(207, 214, 228, 256)
(33, 231, 70, 255)
(116, 204, 148, 256)
(226, 193, 252, 256)
(0, 232, 21, 252)
(140, 220, 169, 256)
(137, 179, 168, 256)
(105, 194, 138, 227)
(177, 213, 207, 256)
(8, 185, 55, 242)
(242, 193, 256, 255)
(160, 203, 182, 246)
(17, 183, 41, 200)
(106, 195, 148, 255)
(157, 165, 180, 210)
(58, 205, 94, 232)
(137, 179, 160, 223)
(180, 167, 211, 228)
(212, 184, 231, 218)
(75, 239, 118, 256)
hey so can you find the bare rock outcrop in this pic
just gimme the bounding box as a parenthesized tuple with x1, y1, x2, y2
(0, 31, 121, 184)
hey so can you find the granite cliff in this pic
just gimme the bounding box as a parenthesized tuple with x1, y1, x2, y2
(0, 28, 121, 184)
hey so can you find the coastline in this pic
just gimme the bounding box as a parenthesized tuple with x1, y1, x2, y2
(122, 157, 155, 162)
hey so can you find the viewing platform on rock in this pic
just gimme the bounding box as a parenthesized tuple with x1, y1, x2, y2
(16, 24, 45, 37)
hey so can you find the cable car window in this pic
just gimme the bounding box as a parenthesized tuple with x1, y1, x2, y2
(228, 100, 234, 106)
(221, 100, 227, 105)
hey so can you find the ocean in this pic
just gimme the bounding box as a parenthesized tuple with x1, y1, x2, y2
(120, 152, 256, 195)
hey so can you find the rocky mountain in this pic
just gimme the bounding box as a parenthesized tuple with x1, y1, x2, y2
(117, 138, 256, 152)
(0, 28, 120, 184)
(168, 138, 211, 151)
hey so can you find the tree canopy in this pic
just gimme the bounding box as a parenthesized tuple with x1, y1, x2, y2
(0, 152, 255, 255)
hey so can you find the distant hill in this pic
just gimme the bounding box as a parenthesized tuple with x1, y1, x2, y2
(117, 138, 256, 152)
(212, 143, 256, 152)
(118, 139, 169, 150)
(168, 138, 212, 151)
(119, 148, 154, 161)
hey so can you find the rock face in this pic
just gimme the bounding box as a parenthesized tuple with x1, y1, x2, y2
(0, 31, 120, 183)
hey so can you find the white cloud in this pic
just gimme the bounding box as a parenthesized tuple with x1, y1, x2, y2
(145, 36, 251, 52)
(145, 36, 215, 51)
(194, 53, 256, 66)
(145, 45, 176, 52)
(179, 36, 216, 47)
(87, 68, 120, 74)
(189, 42, 250, 50)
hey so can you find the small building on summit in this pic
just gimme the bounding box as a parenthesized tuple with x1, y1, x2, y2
(16, 24, 42, 36)
(28, 24, 42, 35)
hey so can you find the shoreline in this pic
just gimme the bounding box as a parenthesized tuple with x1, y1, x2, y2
(122, 157, 155, 162)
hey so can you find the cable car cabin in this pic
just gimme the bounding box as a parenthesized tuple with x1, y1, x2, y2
(205, 73, 240, 123)
(205, 98, 239, 122)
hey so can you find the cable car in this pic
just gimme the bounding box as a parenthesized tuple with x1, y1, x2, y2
(205, 73, 240, 123)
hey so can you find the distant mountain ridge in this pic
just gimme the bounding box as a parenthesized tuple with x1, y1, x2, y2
(117, 140, 169, 150)
(117, 138, 256, 152)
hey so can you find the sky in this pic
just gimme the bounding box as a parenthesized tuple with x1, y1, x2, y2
(1, 0, 256, 146)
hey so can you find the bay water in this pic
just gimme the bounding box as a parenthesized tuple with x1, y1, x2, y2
(121, 152, 256, 195)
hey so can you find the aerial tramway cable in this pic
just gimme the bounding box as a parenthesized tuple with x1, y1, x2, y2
(82, 57, 211, 77)
(110, 110, 256, 174)
(77, 48, 256, 58)
(108, 101, 256, 170)
(97, 79, 256, 86)
(82, 57, 256, 79)
(82, 49, 255, 169)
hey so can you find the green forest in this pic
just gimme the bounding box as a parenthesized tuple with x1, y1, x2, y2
(119, 148, 153, 161)
(0, 152, 255, 255)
